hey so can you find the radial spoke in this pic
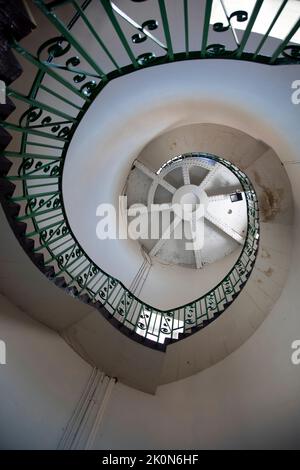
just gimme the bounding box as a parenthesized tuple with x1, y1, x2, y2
(194, 248, 203, 269)
(149, 216, 181, 257)
(208, 194, 231, 203)
(148, 203, 173, 213)
(158, 179, 177, 194)
(199, 163, 221, 191)
(208, 188, 243, 203)
(135, 161, 176, 194)
(187, 218, 204, 269)
(189, 221, 203, 269)
(205, 211, 245, 245)
(134, 160, 156, 178)
(182, 163, 190, 185)
(192, 159, 213, 171)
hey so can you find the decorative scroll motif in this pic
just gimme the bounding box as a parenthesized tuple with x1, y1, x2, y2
(37, 35, 101, 96)
(208, 8, 249, 56)
(38, 37, 93, 80)
(282, 45, 300, 60)
(137, 52, 156, 65)
(37, 36, 72, 61)
(206, 44, 226, 56)
(213, 10, 248, 33)
(19, 107, 71, 138)
(185, 306, 196, 326)
(132, 20, 159, 44)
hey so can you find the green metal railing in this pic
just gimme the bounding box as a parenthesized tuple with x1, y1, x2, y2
(1, 0, 299, 348)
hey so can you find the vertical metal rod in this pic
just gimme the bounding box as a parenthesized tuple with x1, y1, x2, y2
(183, 0, 189, 57)
(253, 0, 289, 59)
(35, 0, 107, 79)
(39, 84, 82, 110)
(26, 141, 64, 150)
(26, 219, 65, 238)
(11, 190, 60, 202)
(235, 0, 264, 59)
(35, 233, 72, 252)
(201, 0, 213, 58)
(7, 89, 77, 122)
(111, 3, 166, 50)
(3, 151, 62, 161)
(13, 42, 87, 100)
(72, 0, 121, 72)
(158, 0, 174, 60)
(219, 0, 240, 46)
(270, 17, 300, 64)
(99, 0, 138, 68)
(21, 160, 60, 177)
(17, 204, 61, 222)
(1, 122, 69, 142)
(77, 263, 94, 294)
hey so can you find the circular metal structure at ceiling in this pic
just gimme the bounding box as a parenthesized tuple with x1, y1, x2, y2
(125, 153, 247, 270)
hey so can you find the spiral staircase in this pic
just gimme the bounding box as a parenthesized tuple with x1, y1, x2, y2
(0, 0, 300, 449)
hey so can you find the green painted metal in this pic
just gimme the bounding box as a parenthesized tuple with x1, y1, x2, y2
(12, 41, 88, 100)
(35, 0, 107, 79)
(38, 84, 82, 110)
(158, 0, 174, 60)
(72, 0, 121, 72)
(2, 122, 71, 141)
(7, 89, 76, 122)
(201, 0, 213, 58)
(4, 151, 62, 161)
(99, 0, 139, 68)
(183, 0, 189, 57)
(253, 0, 289, 59)
(270, 17, 300, 63)
(235, 0, 264, 59)
(1, 0, 300, 348)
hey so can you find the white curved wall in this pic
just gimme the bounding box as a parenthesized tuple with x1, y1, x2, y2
(91, 218, 300, 449)
(63, 59, 298, 310)
(2, 1, 300, 449)
(0, 294, 92, 449)
(62, 60, 300, 450)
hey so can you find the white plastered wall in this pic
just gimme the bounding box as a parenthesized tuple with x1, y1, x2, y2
(0, 294, 92, 449)
(91, 216, 300, 449)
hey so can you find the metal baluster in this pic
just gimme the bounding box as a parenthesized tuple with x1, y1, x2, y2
(72, 0, 121, 72)
(99, 0, 138, 68)
(253, 0, 289, 59)
(270, 18, 300, 64)
(7, 89, 77, 122)
(183, 0, 189, 57)
(158, 0, 174, 60)
(12, 42, 88, 100)
(201, 0, 213, 58)
(35, 0, 107, 79)
(235, 0, 264, 59)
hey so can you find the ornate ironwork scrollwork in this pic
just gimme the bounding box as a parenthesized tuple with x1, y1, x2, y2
(137, 52, 156, 65)
(282, 45, 300, 61)
(37, 36, 100, 92)
(80, 81, 97, 97)
(132, 19, 159, 43)
(19, 105, 71, 139)
(213, 10, 248, 33)
(37, 36, 71, 61)
(2, 0, 269, 348)
(19, 107, 43, 127)
(205, 44, 226, 56)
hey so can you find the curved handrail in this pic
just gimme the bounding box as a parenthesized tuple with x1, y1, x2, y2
(1, 0, 298, 348)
